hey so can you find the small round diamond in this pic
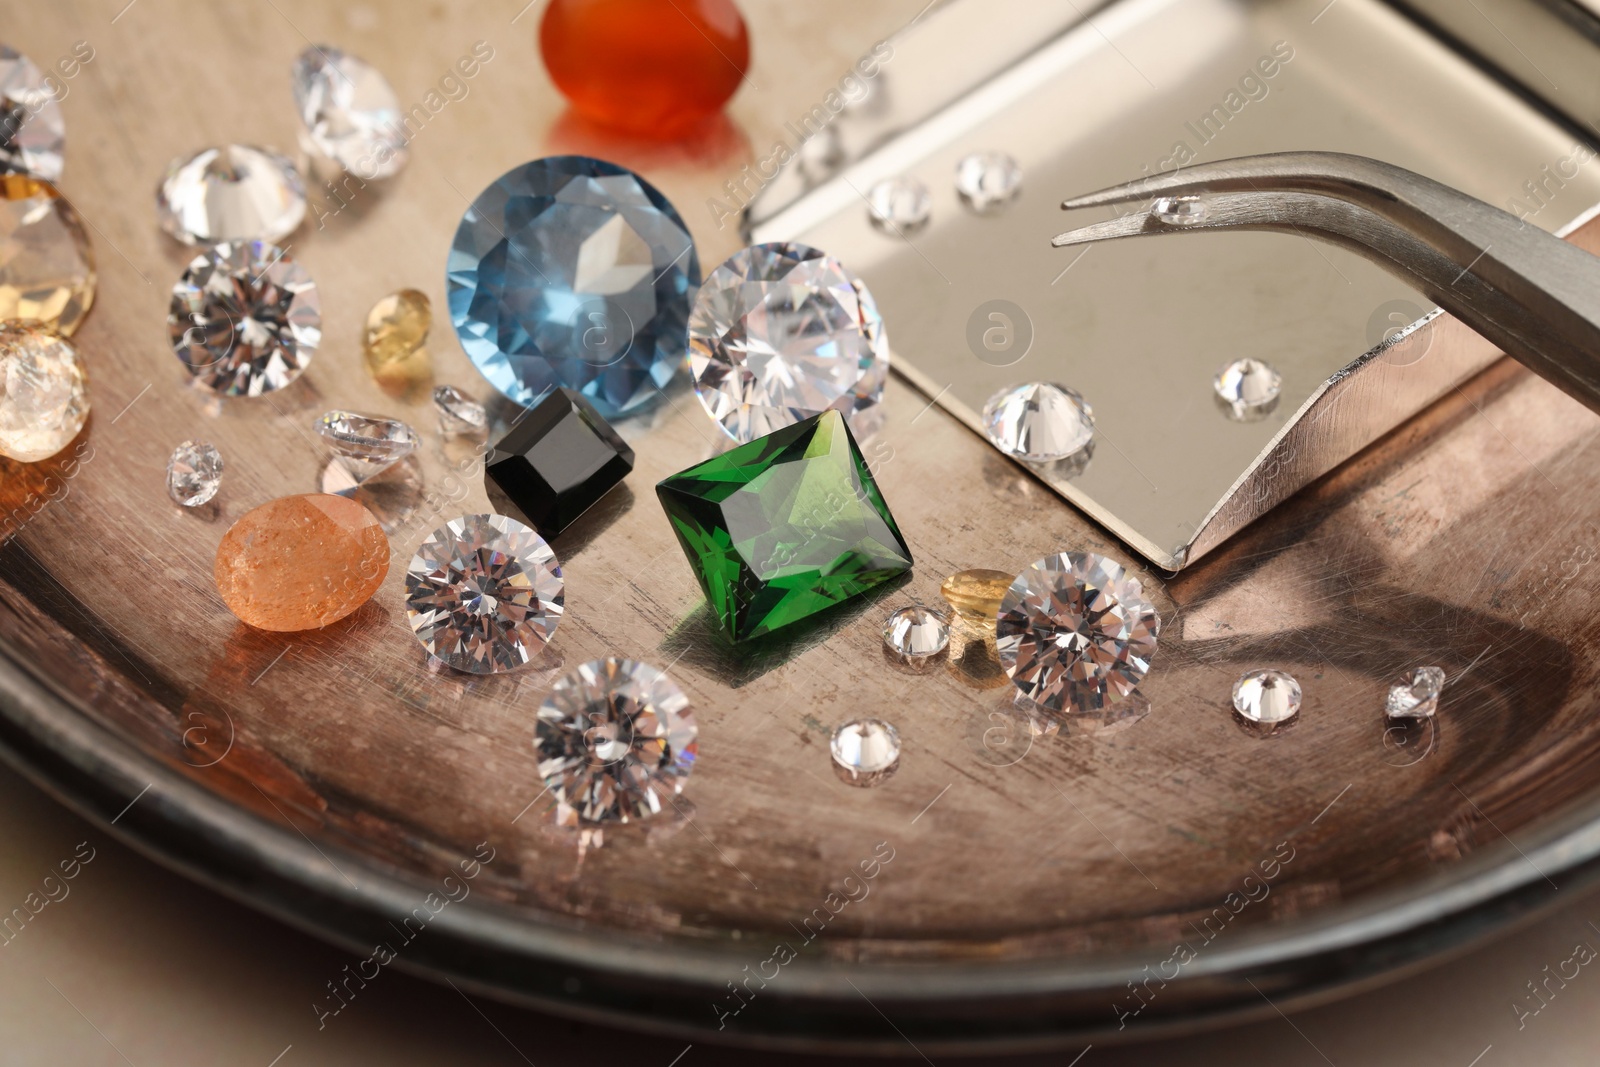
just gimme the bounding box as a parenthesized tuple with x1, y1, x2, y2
(404, 514, 565, 674)
(1232, 669, 1301, 724)
(0, 174, 95, 336)
(867, 176, 931, 233)
(433, 384, 487, 437)
(1214, 358, 1281, 420)
(997, 552, 1160, 712)
(157, 145, 307, 245)
(982, 382, 1094, 462)
(1386, 666, 1445, 720)
(689, 241, 888, 443)
(535, 657, 697, 826)
(0, 323, 88, 462)
(166, 440, 223, 507)
(1151, 195, 1207, 226)
(955, 152, 1022, 213)
(0, 46, 65, 181)
(314, 410, 417, 466)
(883, 605, 950, 664)
(831, 718, 901, 784)
(291, 45, 408, 179)
(168, 241, 320, 396)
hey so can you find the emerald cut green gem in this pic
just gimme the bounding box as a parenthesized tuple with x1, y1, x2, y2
(656, 410, 913, 643)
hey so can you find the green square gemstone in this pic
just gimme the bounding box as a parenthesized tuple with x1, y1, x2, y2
(656, 411, 913, 642)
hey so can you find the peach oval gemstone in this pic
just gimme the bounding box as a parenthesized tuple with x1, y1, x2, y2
(214, 494, 389, 632)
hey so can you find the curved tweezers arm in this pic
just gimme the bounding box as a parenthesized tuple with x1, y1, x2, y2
(1051, 151, 1600, 416)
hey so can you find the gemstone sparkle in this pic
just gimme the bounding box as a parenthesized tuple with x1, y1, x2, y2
(0, 322, 88, 463)
(1214, 358, 1282, 420)
(433, 384, 487, 437)
(955, 152, 1022, 213)
(157, 145, 307, 246)
(291, 45, 408, 179)
(166, 440, 224, 507)
(1232, 669, 1302, 724)
(831, 718, 901, 784)
(0, 46, 65, 181)
(1386, 666, 1445, 720)
(982, 382, 1094, 462)
(315, 409, 418, 466)
(168, 241, 320, 396)
(867, 176, 931, 233)
(883, 605, 950, 663)
(0, 173, 95, 336)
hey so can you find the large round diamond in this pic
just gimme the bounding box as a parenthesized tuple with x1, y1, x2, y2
(291, 45, 408, 179)
(534, 657, 697, 826)
(446, 156, 699, 420)
(168, 241, 320, 396)
(404, 513, 565, 674)
(0, 46, 65, 181)
(688, 241, 887, 443)
(996, 552, 1160, 712)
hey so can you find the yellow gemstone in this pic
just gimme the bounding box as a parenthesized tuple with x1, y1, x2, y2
(0, 322, 89, 463)
(940, 568, 1015, 622)
(0, 174, 96, 337)
(362, 288, 432, 396)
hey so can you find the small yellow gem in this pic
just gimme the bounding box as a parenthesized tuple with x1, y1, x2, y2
(0, 174, 96, 337)
(362, 288, 432, 396)
(940, 568, 1015, 623)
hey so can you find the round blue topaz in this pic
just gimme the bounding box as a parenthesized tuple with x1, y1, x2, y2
(447, 156, 700, 419)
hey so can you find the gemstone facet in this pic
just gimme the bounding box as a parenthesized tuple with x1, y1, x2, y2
(362, 289, 431, 396)
(883, 605, 950, 664)
(404, 513, 565, 674)
(0, 46, 65, 181)
(433, 384, 487, 437)
(291, 45, 408, 179)
(657, 410, 913, 643)
(486, 387, 634, 536)
(535, 657, 698, 826)
(955, 152, 1022, 213)
(157, 145, 307, 246)
(1214, 357, 1282, 420)
(831, 718, 901, 784)
(446, 156, 699, 420)
(688, 241, 888, 443)
(996, 552, 1160, 712)
(0, 323, 88, 462)
(1232, 669, 1302, 724)
(867, 176, 931, 233)
(315, 409, 417, 466)
(169, 241, 320, 396)
(166, 440, 223, 507)
(1152, 195, 1207, 226)
(940, 568, 1015, 623)
(1386, 666, 1445, 720)
(0, 174, 95, 336)
(214, 494, 388, 632)
(983, 382, 1095, 463)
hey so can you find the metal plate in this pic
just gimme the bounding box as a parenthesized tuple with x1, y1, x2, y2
(4, 0, 1600, 1055)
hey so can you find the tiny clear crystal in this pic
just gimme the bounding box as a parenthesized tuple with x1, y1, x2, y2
(166, 440, 223, 507)
(866, 176, 931, 233)
(1232, 669, 1302, 724)
(831, 718, 901, 783)
(315, 409, 417, 466)
(982, 382, 1094, 462)
(1214, 358, 1282, 420)
(955, 152, 1022, 213)
(157, 145, 307, 246)
(0, 46, 65, 181)
(883, 605, 950, 663)
(1151, 195, 1207, 226)
(433, 384, 488, 437)
(291, 45, 408, 179)
(1386, 666, 1445, 720)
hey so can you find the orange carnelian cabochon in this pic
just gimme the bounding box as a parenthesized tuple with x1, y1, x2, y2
(540, 0, 749, 137)
(214, 494, 389, 632)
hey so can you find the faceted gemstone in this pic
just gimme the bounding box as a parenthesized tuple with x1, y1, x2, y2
(689, 242, 888, 443)
(656, 410, 913, 643)
(291, 45, 407, 179)
(166, 440, 223, 507)
(996, 552, 1160, 712)
(1232, 668, 1301, 724)
(486, 386, 634, 536)
(1214, 357, 1282, 420)
(320, 454, 422, 534)
(955, 152, 1022, 213)
(867, 176, 932, 233)
(883, 605, 949, 664)
(535, 657, 698, 825)
(1152, 195, 1207, 227)
(940, 568, 1015, 623)
(1386, 666, 1446, 720)
(0, 322, 88, 462)
(831, 718, 900, 784)
(539, 0, 749, 138)
(404, 513, 565, 673)
(0, 46, 65, 181)
(0, 174, 96, 336)
(315, 409, 417, 466)
(169, 241, 320, 396)
(213, 494, 389, 632)
(362, 289, 431, 396)
(983, 382, 1094, 462)
(157, 145, 307, 245)
(433, 384, 487, 437)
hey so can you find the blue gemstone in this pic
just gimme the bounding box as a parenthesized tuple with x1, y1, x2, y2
(446, 156, 700, 419)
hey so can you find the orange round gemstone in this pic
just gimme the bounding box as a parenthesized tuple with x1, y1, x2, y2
(540, 0, 749, 138)
(214, 494, 389, 632)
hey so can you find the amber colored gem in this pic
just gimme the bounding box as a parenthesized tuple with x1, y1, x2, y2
(540, 0, 750, 138)
(214, 494, 389, 632)
(941, 568, 1016, 623)
(362, 288, 432, 397)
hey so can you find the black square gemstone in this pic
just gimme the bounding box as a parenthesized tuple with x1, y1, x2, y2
(486, 388, 635, 535)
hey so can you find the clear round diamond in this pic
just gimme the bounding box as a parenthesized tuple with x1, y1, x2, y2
(157, 145, 307, 246)
(955, 152, 1022, 213)
(291, 45, 407, 179)
(1386, 666, 1445, 720)
(0, 46, 65, 181)
(0, 322, 88, 462)
(404, 513, 565, 674)
(1232, 669, 1302, 724)
(168, 240, 320, 396)
(689, 241, 888, 443)
(433, 384, 487, 437)
(982, 382, 1094, 462)
(0, 174, 95, 336)
(315, 409, 417, 465)
(535, 657, 697, 826)
(1151, 195, 1207, 226)
(166, 440, 223, 507)
(831, 718, 901, 783)
(996, 552, 1160, 712)
(883, 605, 950, 663)
(866, 176, 931, 233)
(1214, 358, 1281, 420)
